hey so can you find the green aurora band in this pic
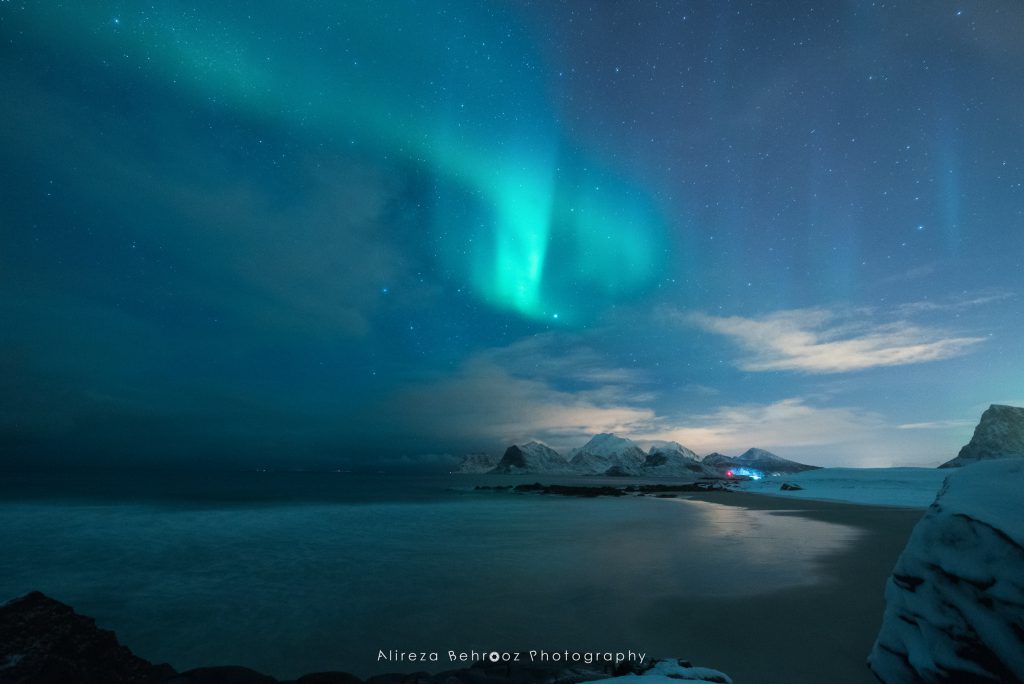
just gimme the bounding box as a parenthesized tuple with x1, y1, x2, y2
(12, 1, 668, 323)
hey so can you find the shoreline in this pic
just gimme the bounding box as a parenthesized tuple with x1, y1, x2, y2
(659, 490, 926, 684)
(469, 482, 927, 684)
(1, 480, 929, 684)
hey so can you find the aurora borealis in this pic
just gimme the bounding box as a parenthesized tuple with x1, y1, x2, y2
(1, 1, 1022, 468)
(11, 1, 665, 323)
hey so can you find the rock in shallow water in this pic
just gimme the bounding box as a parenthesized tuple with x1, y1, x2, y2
(868, 458, 1024, 683)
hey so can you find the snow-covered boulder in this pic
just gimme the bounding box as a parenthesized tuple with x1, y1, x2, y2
(868, 458, 1024, 684)
(569, 433, 647, 475)
(454, 453, 501, 474)
(491, 442, 572, 474)
(939, 404, 1024, 468)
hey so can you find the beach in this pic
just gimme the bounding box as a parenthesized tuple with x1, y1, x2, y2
(669, 490, 926, 684)
(0, 473, 929, 683)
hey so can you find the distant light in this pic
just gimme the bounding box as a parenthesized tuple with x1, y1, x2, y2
(729, 467, 764, 480)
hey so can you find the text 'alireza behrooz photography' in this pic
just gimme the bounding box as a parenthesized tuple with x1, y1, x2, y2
(1, 2, 1022, 684)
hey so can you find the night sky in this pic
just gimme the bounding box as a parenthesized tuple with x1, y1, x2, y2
(2, 1, 1022, 469)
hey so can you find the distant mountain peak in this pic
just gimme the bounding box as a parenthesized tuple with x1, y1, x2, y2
(647, 441, 697, 457)
(702, 449, 819, 475)
(581, 433, 634, 447)
(939, 404, 1024, 468)
(455, 453, 500, 474)
(736, 448, 787, 463)
(643, 441, 712, 477)
(570, 433, 646, 475)
(491, 442, 571, 474)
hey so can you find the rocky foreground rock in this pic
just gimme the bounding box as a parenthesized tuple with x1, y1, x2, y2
(0, 591, 174, 683)
(0, 592, 730, 684)
(868, 458, 1024, 683)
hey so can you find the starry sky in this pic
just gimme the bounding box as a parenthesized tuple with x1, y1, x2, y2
(2, 1, 1022, 470)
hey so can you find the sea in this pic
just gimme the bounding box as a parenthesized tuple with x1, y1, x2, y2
(0, 470, 862, 679)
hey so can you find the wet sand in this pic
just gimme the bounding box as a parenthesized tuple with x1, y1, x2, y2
(657, 491, 926, 684)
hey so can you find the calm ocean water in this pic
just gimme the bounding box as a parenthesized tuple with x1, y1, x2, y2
(0, 471, 860, 679)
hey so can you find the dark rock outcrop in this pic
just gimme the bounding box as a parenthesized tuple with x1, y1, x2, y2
(939, 404, 1024, 468)
(509, 481, 732, 498)
(0, 591, 175, 683)
(292, 674, 364, 684)
(166, 667, 277, 684)
(0, 593, 729, 684)
(512, 482, 626, 497)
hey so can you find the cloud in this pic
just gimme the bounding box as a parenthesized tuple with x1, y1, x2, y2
(638, 398, 965, 467)
(389, 356, 929, 465)
(389, 356, 656, 453)
(684, 308, 984, 373)
(380, 329, 932, 465)
(636, 398, 885, 454)
(379, 329, 968, 466)
(478, 333, 648, 388)
(893, 291, 1014, 316)
(897, 420, 977, 430)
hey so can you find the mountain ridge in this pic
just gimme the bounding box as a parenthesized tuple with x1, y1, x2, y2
(455, 434, 820, 476)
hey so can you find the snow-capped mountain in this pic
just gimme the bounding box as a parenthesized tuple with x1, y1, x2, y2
(454, 452, 500, 474)
(735, 448, 788, 465)
(569, 433, 647, 475)
(701, 448, 819, 475)
(644, 442, 717, 477)
(869, 458, 1024, 683)
(471, 434, 835, 478)
(701, 452, 734, 469)
(939, 404, 1024, 468)
(461, 436, 818, 478)
(645, 441, 701, 462)
(490, 441, 572, 474)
